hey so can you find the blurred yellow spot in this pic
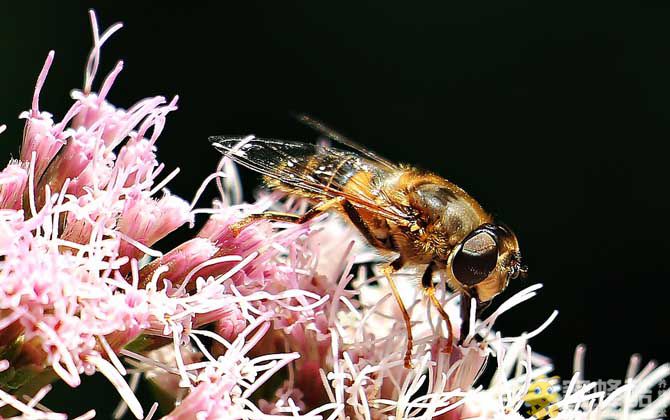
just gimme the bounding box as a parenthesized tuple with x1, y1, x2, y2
(522, 376, 561, 419)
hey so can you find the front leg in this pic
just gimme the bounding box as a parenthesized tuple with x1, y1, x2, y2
(383, 257, 415, 369)
(422, 261, 454, 354)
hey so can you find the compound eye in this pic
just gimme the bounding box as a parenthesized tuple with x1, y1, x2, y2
(452, 230, 498, 286)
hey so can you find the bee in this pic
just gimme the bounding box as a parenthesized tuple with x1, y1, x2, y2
(210, 116, 526, 368)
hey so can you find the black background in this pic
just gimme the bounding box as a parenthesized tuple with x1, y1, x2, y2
(2, 2, 669, 417)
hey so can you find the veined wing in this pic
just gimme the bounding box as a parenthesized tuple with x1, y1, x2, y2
(294, 113, 397, 170)
(210, 136, 411, 224)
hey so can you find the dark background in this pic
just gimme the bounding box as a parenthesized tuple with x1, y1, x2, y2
(2, 1, 669, 416)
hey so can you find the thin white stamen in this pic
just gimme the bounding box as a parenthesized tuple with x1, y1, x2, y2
(84, 10, 123, 93)
(176, 255, 243, 295)
(144, 402, 159, 420)
(0, 387, 65, 420)
(190, 171, 227, 211)
(72, 410, 97, 420)
(98, 335, 127, 375)
(28, 151, 38, 218)
(112, 373, 141, 419)
(149, 167, 180, 196)
(242, 353, 301, 398)
(113, 231, 163, 257)
(86, 355, 143, 419)
(502, 309, 559, 342)
(32, 51, 55, 115)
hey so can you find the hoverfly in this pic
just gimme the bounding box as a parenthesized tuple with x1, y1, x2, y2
(211, 116, 526, 368)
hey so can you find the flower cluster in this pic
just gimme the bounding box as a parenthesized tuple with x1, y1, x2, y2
(0, 11, 668, 420)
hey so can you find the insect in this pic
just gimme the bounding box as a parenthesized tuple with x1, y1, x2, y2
(210, 115, 526, 368)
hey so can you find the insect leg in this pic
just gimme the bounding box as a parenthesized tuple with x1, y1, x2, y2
(422, 261, 454, 354)
(383, 259, 415, 369)
(230, 197, 344, 235)
(229, 211, 300, 235)
(295, 196, 345, 222)
(341, 200, 386, 248)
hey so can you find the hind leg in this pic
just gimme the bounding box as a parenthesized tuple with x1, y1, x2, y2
(230, 197, 344, 234)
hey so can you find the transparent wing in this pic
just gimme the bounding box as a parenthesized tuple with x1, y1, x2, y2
(210, 136, 411, 224)
(294, 114, 398, 170)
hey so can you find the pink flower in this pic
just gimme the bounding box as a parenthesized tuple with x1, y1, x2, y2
(36, 123, 114, 208)
(138, 238, 219, 290)
(1, 9, 668, 420)
(117, 190, 193, 266)
(0, 162, 28, 210)
(19, 51, 69, 182)
(213, 305, 247, 343)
